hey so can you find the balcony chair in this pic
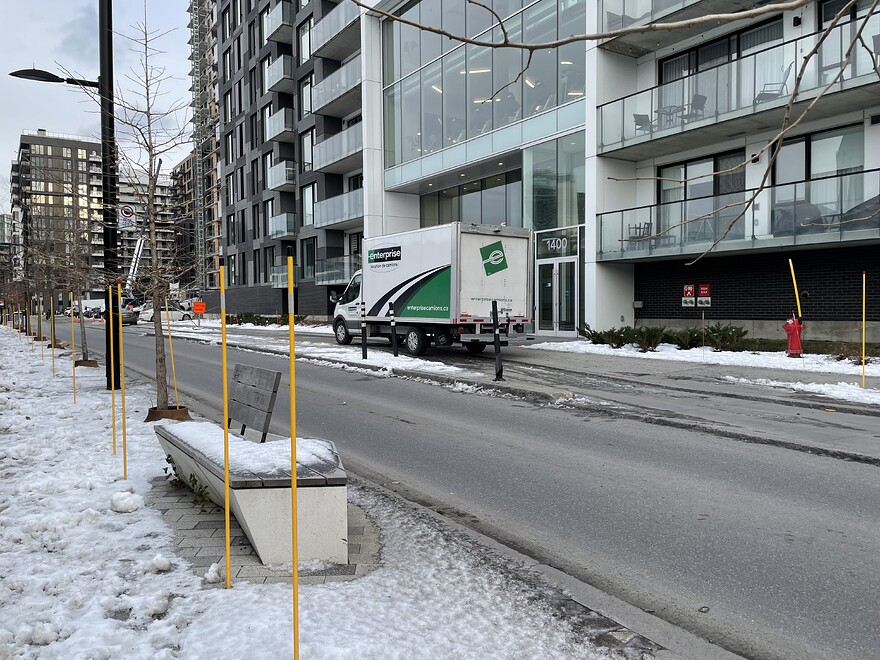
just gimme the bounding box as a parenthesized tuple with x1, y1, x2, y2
(679, 94, 707, 122)
(754, 63, 793, 103)
(626, 221, 653, 249)
(633, 113, 656, 134)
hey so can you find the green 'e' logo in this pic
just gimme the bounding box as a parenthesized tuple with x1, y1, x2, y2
(480, 241, 507, 276)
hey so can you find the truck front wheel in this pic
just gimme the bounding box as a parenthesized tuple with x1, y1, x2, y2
(464, 342, 487, 354)
(405, 327, 429, 356)
(334, 320, 353, 345)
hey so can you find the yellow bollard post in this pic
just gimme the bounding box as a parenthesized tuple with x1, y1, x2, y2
(117, 281, 128, 480)
(220, 265, 232, 589)
(39, 297, 45, 363)
(70, 293, 76, 403)
(164, 299, 181, 409)
(862, 271, 867, 389)
(788, 258, 802, 318)
(50, 298, 55, 377)
(109, 286, 117, 455)
(287, 255, 300, 659)
(29, 300, 34, 351)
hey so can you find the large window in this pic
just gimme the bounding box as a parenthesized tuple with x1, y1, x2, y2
(298, 18, 312, 65)
(302, 183, 315, 226)
(523, 132, 584, 230)
(420, 170, 522, 227)
(299, 76, 312, 120)
(301, 238, 316, 279)
(300, 130, 313, 173)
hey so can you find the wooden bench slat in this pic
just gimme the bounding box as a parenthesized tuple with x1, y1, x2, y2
(232, 383, 277, 412)
(233, 364, 282, 391)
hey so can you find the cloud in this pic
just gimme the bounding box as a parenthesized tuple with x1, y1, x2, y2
(56, 4, 100, 68)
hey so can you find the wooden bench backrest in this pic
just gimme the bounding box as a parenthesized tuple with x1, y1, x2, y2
(229, 363, 282, 443)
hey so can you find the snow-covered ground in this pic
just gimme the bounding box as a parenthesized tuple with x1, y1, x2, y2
(0, 328, 610, 659)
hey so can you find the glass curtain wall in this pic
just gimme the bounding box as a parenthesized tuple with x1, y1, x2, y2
(420, 171, 523, 227)
(523, 132, 584, 230)
(383, 0, 586, 167)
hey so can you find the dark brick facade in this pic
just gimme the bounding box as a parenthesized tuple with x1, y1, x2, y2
(634, 244, 880, 322)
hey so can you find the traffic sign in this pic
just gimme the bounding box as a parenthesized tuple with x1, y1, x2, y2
(192, 301, 206, 314)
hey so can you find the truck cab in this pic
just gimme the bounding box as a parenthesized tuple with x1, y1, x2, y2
(330, 271, 362, 345)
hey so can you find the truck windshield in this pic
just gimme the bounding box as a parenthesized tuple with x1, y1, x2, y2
(339, 274, 361, 303)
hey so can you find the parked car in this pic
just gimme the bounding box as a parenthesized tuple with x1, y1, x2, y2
(120, 307, 139, 326)
(139, 302, 192, 323)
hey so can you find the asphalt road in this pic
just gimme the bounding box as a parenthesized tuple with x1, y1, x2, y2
(81, 324, 880, 660)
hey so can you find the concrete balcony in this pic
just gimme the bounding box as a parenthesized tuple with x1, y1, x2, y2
(313, 123, 363, 174)
(598, 16, 880, 161)
(268, 213, 297, 239)
(266, 55, 295, 94)
(315, 253, 361, 286)
(597, 169, 880, 262)
(266, 108, 297, 143)
(314, 188, 363, 230)
(267, 161, 297, 192)
(312, 0, 361, 61)
(312, 56, 361, 117)
(266, 1, 293, 42)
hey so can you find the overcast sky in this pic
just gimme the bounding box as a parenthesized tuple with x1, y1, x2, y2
(0, 1, 193, 213)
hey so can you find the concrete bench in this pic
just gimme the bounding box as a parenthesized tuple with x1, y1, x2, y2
(155, 421, 348, 565)
(229, 363, 282, 443)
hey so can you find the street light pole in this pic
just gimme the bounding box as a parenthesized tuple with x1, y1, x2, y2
(100, 0, 120, 390)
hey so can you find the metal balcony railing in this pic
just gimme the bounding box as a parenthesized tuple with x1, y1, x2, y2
(313, 123, 363, 172)
(314, 189, 364, 229)
(599, 16, 880, 153)
(598, 168, 880, 260)
(266, 108, 296, 143)
(312, 0, 360, 57)
(267, 161, 296, 191)
(266, 55, 295, 93)
(266, 1, 293, 42)
(312, 55, 362, 115)
(268, 213, 297, 238)
(315, 253, 361, 286)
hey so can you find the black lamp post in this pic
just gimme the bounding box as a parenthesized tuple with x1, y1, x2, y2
(9, 0, 120, 390)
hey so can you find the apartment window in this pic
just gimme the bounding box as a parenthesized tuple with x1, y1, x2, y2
(223, 91, 233, 123)
(262, 153, 273, 191)
(261, 56, 272, 95)
(252, 204, 261, 239)
(263, 199, 274, 235)
(261, 103, 274, 142)
(302, 183, 314, 226)
(236, 123, 245, 159)
(263, 245, 275, 281)
(248, 20, 256, 54)
(253, 249, 261, 283)
(260, 7, 271, 46)
(299, 76, 312, 119)
(300, 0, 309, 9)
(250, 158, 259, 195)
(227, 254, 236, 286)
(300, 130, 313, 173)
(349, 231, 363, 254)
(224, 132, 234, 165)
(226, 213, 235, 245)
(234, 35, 242, 70)
(249, 113, 258, 147)
(223, 48, 232, 82)
(301, 237, 316, 279)
(77, 148, 86, 159)
(298, 18, 312, 65)
(249, 68, 257, 104)
(225, 174, 234, 205)
(348, 173, 363, 191)
(237, 168, 245, 204)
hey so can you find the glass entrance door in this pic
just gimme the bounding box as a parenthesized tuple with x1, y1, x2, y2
(536, 258, 577, 337)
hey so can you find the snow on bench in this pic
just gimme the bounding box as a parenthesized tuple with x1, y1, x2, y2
(155, 421, 348, 565)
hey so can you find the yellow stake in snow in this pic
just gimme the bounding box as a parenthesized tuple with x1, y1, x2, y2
(29, 300, 34, 351)
(39, 297, 44, 363)
(862, 271, 867, 389)
(70, 293, 76, 403)
(50, 298, 55, 377)
(109, 286, 117, 455)
(288, 255, 300, 660)
(220, 265, 232, 589)
(164, 300, 181, 409)
(117, 281, 128, 480)
(788, 258, 802, 318)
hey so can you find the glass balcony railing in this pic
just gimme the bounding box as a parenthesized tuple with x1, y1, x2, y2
(313, 0, 360, 55)
(599, 16, 880, 152)
(600, 0, 699, 32)
(266, 108, 296, 142)
(313, 123, 363, 172)
(270, 264, 289, 289)
(315, 254, 361, 286)
(266, 1, 293, 42)
(266, 55, 295, 93)
(315, 189, 364, 228)
(598, 169, 880, 260)
(267, 161, 296, 191)
(312, 55, 362, 113)
(268, 213, 297, 238)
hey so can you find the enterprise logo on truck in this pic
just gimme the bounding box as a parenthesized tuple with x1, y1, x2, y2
(368, 245, 401, 271)
(480, 240, 508, 276)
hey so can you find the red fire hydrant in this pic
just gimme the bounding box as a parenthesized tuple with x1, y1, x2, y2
(784, 317, 805, 357)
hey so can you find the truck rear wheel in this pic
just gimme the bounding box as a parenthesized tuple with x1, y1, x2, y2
(405, 327, 429, 356)
(334, 320, 353, 345)
(464, 342, 486, 354)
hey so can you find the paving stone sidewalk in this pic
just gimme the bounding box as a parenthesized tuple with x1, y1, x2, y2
(145, 476, 381, 585)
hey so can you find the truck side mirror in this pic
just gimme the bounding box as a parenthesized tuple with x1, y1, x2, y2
(329, 292, 338, 304)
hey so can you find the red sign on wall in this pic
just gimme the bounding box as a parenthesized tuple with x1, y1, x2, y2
(698, 284, 711, 297)
(683, 284, 695, 297)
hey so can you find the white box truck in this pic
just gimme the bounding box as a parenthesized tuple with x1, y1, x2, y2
(331, 223, 533, 355)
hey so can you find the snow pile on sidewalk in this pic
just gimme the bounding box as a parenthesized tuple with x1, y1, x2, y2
(0, 331, 608, 659)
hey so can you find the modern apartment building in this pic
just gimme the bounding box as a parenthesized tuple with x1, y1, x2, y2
(10, 130, 106, 304)
(592, 0, 880, 340)
(172, 153, 199, 291)
(188, 0, 222, 293)
(221, 0, 877, 338)
(0, 212, 20, 287)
